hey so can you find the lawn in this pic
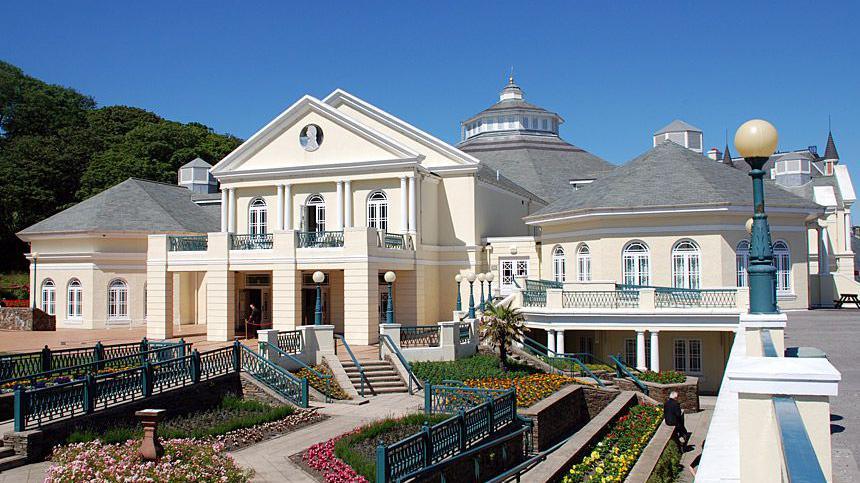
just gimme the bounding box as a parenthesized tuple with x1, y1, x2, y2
(412, 353, 537, 384)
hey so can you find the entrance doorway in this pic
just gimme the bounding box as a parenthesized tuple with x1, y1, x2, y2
(301, 272, 330, 325)
(236, 273, 271, 336)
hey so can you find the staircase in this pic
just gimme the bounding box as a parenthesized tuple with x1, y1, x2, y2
(342, 359, 408, 395)
(0, 440, 26, 471)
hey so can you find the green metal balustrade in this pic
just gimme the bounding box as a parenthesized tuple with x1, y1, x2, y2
(562, 289, 639, 309)
(399, 326, 440, 348)
(296, 230, 344, 248)
(524, 279, 562, 291)
(521, 290, 546, 307)
(276, 330, 303, 354)
(259, 340, 331, 403)
(168, 235, 208, 252)
(230, 233, 274, 250)
(458, 323, 471, 344)
(615, 284, 737, 309)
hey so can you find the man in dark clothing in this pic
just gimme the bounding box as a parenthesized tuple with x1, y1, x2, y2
(245, 303, 261, 338)
(664, 391, 690, 448)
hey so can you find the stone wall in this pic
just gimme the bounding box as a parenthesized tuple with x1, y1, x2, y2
(613, 376, 699, 412)
(0, 308, 55, 331)
(3, 372, 242, 462)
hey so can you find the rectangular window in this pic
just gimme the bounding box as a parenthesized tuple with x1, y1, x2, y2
(542, 119, 548, 130)
(673, 339, 702, 374)
(624, 339, 636, 367)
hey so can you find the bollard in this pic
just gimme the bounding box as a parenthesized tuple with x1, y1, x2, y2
(136, 409, 166, 461)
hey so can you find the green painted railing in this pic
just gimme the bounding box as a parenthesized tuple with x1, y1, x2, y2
(609, 354, 648, 395)
(519, 336, 604, 387)
(334, 334, 369, 396)
(379, 334, 422, 395)
(383, 233, 406, 249)
(259, 341, 330, 403)
(400, 326, 440, 348)
(524, 279, 562, 291)
(168, 235, 208, 252)
(239, 344, 308, 408)
(296, 230, 344, 248)
(230, 233, 273, 250)
(615, 284, 737, 309)
(0, 339, 159, 382)
(378, 388, 518, 482)
(458, 323, 471, 344)
(276, 330, 303, 354)
(521, 290, 546, 307)
(562, 290, 639, 309)
(423, 382, 509, 415)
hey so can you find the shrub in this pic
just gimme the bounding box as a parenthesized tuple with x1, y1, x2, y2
(412, 354, 536, 384)
(562, 405, 663, 482)
(295, 363, 351, 400)
(464, 373, 577, 407)
(647, 439, 682, 483)
(637, 371, 686, 384)
(45, 439, 253, 482)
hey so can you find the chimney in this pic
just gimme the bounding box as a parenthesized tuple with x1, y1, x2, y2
(707, 147, 721, 161)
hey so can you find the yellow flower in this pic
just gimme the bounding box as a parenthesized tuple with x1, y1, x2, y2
(591, 451, 600, 459)
(596, 466, 604, 474)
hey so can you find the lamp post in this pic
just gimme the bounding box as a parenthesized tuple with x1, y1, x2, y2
(31, 251, 38, 310)
(384, 271, 396, 324)
(312, 271, 325, 325)
(735, 119, 780, 314)
(477, 273, 485, 311)
(454, 274, 463, 311)
(466, 271, 477, 318)
(485, 272, 494, 307)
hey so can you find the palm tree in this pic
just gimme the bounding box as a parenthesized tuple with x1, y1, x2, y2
(480, 302, 527, 372)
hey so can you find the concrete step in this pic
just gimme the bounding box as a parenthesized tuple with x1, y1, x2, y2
(346, 369, 399, 377)
(0, 454, 27, 471)
(371, 386, 409, 394)
(0, 446, 14, 459)
(342, 361, 390, 368)
(349, 374, 402, 383)
(363, 380, 408, 389)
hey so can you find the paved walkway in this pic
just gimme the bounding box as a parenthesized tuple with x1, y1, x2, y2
(784, 309, 860, 483)
(0, 392, 424, 482)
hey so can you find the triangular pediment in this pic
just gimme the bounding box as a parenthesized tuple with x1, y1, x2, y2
(211, 96, 420, 175)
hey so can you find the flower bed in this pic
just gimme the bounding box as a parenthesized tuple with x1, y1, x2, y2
(294, 363, 351, 400)
(464, 373, 578, 407)
(301, 414, 447, 482)
(562, 404, 663, 482)
(412, 353, 537, 384)
(636, 370, 686, 384)
(1, 366, 136, 393)
(45, 438, 253, 482)
(0, 299, 28, 307)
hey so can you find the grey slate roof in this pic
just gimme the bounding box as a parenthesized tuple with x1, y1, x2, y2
(654, 119, 702, 135)
(18, 178, 219, 237)
(474, 163, 546, 204)
(824, 131, 839, 160)
(458, 133, 615, 202)
(181, 157, 213, 168)
(529, 141, 821, 219)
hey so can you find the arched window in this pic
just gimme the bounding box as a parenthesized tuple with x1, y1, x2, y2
(672, 240, 701, 289)
(108, 279, 128, 319)
(305, 194, 326, 232)
(622, 242, 650, 286)
(577, 244, 592, 282)
(552, 246, 566, 282)
(67, 279, 82, 319)
(248, 198, 267, 236)
(41, 279, 55, 315)
(773, 241, 791, 293)
(367, 191, 388, 231)
(736, 240, 750, 287)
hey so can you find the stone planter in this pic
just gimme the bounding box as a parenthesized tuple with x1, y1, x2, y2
(613, 376, 699, 412)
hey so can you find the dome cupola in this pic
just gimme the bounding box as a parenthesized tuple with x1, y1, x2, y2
(460, 76, 564, 141)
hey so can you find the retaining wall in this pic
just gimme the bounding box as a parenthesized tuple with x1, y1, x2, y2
(613, 376, 699, 412)
(0, 308, 55, 331)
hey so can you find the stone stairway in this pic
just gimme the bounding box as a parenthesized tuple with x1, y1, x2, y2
(0, 439, 27, 471)
(341, 359, 408, 395)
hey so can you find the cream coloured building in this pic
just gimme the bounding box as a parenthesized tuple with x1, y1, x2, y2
(18, 79, 857, 392)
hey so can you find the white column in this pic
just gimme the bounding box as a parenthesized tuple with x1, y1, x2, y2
(276, 184, 285, 231)
(408, 175, 417, 233)
(284, 184, 292, 230)
(845, 211, 852, 252)
(227, 188, 236, 233)
(821, 227, 830, 273)
(547, 329, 556, 354)
(650, 330, 660, 372)
(220, 189, 228, 232)
(636, 330, 647, 371)
(400, 176, 408, 233)
(344, 180, 353, 228)
(335, 181, 344, 231)
(556, 330, 565, 355)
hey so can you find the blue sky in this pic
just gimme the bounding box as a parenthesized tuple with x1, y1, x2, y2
(4, 1, 859, 220)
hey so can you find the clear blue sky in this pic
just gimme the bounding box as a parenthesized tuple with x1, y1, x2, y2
(4, 1, 859, 221)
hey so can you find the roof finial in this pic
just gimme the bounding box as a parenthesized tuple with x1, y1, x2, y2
(508, 65, 515, 84)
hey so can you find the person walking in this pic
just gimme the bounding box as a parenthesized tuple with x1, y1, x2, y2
(245, 303, 261, 338)
(664, 391, 691, 449)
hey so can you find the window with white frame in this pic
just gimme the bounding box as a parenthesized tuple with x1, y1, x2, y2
(736, 240, 750, 287)
(248, 198, 267, 236)
(67, 279, 82, 319)
(305, 194, 326, 232)
(672, 240, 701, 289)
(499, 258, 529, 295)
(577, 244, 592, 282)
(622, 242, 650, 286)
(773, 241, 791, 293)
(41, 279, 55, 315)
(108, 279, 129, 319)
(673, 338, 702, 374)
(367, 191, 388, 231)
(624, 337, 650, 367)
(552, 246, 566, 282)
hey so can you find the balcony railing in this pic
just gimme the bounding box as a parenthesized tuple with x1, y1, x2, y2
(524, 279, 562, 291)
(229, 234, 273, 250)
(168, 235, 208, 252)
(522, 290, 547, 307)
(655, 288, 736, 308)
(400, 326, 440, 348)
(562, 290, 639, 309)
(296, 230, 344, 248)
(378, 232, 414, 250)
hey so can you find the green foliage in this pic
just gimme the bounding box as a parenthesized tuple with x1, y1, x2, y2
(637, 371, 687, 384)
(0, 61, 242, 271)
(480, 302, 528, 371)
(412, 354, 537, 384)
(333, 413, 447, 481)
(66, 395, 293, 444)
(646, 439, 682, 483)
